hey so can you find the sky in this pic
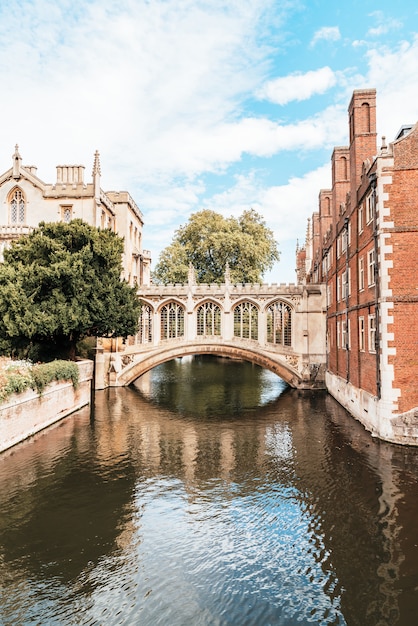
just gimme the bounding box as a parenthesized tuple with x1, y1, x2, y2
(1, 0, 418, 283)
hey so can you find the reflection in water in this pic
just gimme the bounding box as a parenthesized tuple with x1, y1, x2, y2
(0, 356, 418, 625)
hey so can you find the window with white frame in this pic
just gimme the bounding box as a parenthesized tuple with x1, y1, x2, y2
(368, 314, 376, 353)
(342, 268, 350, 299)
(341, 230, 347, 254)
(358, 204, 364, 233)
(367, 249, 376, 286)
(341, 320, 347, 349)
(359, 317, 365, 351)
(337, 275, 341, 302)
(326, 284, 331, 308)
(337, 320, 341, 348)
(359, 257, 364, 291)
(366, 192, 375, 224)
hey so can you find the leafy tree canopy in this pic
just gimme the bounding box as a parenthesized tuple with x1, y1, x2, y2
(153, 209, 280, 284)
(0, 220, 141, 360)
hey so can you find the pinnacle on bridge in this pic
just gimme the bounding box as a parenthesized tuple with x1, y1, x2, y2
(188, 263, 196, 286)
(224, 262, 231, 285)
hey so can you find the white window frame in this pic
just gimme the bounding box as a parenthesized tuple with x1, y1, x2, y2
(359, 317, 365, 351)
(368, 314, 376, 353)
(366, 193, 375, 224)
(358, 204, 364, 233)
(359, 257, 364, 291)
(367, 249, 376, 286)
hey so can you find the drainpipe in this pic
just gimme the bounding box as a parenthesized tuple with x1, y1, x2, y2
(370, 173, 381, 399)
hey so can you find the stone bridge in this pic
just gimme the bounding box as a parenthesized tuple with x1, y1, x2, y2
(95, 271, 327, 390)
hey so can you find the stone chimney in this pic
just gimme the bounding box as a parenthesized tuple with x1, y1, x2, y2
(56, 165, 85, 186)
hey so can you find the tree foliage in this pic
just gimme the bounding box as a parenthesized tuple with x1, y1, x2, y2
(153, 209, 280, 284)
(0, 220, 141, 360)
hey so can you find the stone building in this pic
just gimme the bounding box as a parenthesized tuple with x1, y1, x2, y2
(0, 146, 151, 286)
(297, 88, 418, 445)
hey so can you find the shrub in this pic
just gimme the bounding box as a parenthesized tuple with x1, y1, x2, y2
(31, 361, 79, 394)
(0, 359, 79, 403)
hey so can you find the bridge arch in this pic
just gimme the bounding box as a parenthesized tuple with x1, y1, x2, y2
(117, 341, 303, 388)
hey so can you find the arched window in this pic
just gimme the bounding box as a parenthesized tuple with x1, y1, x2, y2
(138, 303, 153, 343)
(266, 301, 292, 346)
(233, 301, 258, 340)
(10, 188, 25, 223)
(362, 102, 371, 133)
(341, 156, 348, 180)
(161, 301, 184, 340)
(197, 301, 221, 336)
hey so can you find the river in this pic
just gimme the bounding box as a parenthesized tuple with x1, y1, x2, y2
(1, 356, 418, 625)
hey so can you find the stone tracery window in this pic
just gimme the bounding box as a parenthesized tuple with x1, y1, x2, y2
(266, 300, 292, 347)
(233, 301, 258, 340)
(160, 301, 184, 340)
(10, 188, 25, 223)
(197, 301, 221, 336)
(138, 303, 153, 343)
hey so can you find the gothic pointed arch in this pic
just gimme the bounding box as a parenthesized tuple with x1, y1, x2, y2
(8, 186, 26, 224)
(196, 300, 221, 336)
(233, 300, 259, 340)
(266, 299, 293, 347)
(160, 300, 185, 339)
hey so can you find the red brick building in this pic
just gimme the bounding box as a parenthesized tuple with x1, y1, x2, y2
(298, 89, 418, 445)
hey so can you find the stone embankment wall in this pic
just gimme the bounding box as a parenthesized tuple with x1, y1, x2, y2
(0, 360, 93, 453)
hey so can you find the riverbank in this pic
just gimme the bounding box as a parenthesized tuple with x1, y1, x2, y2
(0, 360, 93, 453)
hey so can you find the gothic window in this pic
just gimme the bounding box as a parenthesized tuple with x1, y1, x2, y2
(161, 301, 184, 340)
(233, 301, 258, 340)
(197, 301, 221, 336)
(138, 303, 153, 343)
(61, 205, 73, 223)
(266, 300, 292, 347)
(10, 188, 25, 223)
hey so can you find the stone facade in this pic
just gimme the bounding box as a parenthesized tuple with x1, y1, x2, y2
(0, 146, 151, 286)
(95, 275, 327, 391)
(298, 89, 418, 445)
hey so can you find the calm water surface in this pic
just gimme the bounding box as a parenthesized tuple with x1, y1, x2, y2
(1, 356, 418, 626)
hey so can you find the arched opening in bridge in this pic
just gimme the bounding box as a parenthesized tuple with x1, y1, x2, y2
(132, 355, 288, 419)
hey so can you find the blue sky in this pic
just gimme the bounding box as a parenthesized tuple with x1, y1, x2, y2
(1, 0, 418, 282)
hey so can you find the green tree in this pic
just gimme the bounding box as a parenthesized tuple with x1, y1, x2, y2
(153, 209, 279, 284)
(0, 220, 141, 361)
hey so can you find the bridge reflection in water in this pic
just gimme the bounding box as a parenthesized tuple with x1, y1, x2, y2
(96, 274, 327, 390)
(1, 358, 418, 625)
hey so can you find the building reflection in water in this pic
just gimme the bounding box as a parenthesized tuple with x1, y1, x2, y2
(0, 357, 418, 625)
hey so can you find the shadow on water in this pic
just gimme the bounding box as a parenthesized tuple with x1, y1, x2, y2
(0, 356, 418, 625)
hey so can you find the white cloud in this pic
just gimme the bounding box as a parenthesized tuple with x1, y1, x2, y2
(0, 0, 277, 183)
(366, 11, 402, 37)
(258, 67, 337, 105)
(310, 26, 341, 47)
(366, 36, 418, 140)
